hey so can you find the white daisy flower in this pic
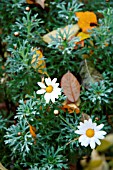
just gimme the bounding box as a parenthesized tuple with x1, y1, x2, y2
(36, 77, 61, 103)
(75, 119, 107, 149)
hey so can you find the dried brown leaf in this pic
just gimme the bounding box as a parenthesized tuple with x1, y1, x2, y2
(61, 71, 80, 102)
(35, 0, 45, 8)
(26, 0, 45, 8)
(80, 113, 90, 122)
(80, 59, 103, 88)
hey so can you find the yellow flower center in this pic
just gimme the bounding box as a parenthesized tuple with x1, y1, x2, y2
(46, 85, 53, 93)
(86, 128, 95, 138)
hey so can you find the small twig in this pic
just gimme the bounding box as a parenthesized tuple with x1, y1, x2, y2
(66, 137, 79, 146)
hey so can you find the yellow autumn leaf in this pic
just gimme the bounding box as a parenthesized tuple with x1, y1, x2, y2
(43, 24, 80, 43)
(31, 48, 47, 75)
(88, 160, 103, 169)
(81, 150, 109, 170)
(77, 32, 90, 41)
(96, 134, 113, 152)
(29, 124, 36, 138)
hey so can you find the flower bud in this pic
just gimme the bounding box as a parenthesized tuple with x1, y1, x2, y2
(14, 32, 19, 37)
(26, 6, 30, 11)
(54, 110, 59, 116)
(18, 132, 21, 136)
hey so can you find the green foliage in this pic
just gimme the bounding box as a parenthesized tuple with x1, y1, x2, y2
(56, 0, 83, 24)
(81, 73, 113, 114)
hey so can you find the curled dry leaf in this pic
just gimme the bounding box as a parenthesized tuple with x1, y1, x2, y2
(43, 24, 80, 43)
(80, 60, 103, 88)
(80, 113, 90, 122)
(61, 99, 80, 114)
(61, 71, 80, 102)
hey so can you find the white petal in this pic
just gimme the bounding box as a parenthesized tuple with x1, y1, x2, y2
(84, 120, 88, 123)
(94, 138, 101, 145)
(50, 95, 55, 103)
(89, 119, 92, 123)
(54, 83, 59, 88)
(79, 136, 90, 147)
(79, 135, 85, 142)
(52, 89, 61, 98)
(54, 88, 61, 96)
(96, 124, 104, 130)
(90, 139, 96, 149)
(44, 93, 51, 103)
(36, 89, 46, 94)
(95, 131, 106, 139)
(52, 78, 57, 84)
(45, 78, 52, 86)
(75, 130, 85, 135)
(38, 82, 46, 88)
(80, 122, 84, 126)
(81, 141, 89, 147)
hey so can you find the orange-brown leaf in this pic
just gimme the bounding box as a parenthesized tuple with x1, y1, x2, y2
(61, 71, 80, 102)
(26, 0, 34, 4)
(29, 125, 36, 138)
(61, 103, 80, 114)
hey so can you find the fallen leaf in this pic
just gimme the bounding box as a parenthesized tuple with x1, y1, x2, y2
(61, 71, 80, 102)
(31, 48, 47, 75)
(26, 0, 45, 8)
(26, 0, 35, 4)
(76, 32, 90, 41)
(88, 160, 103, 169)
(80, 59, 103, 88)
(96, 134, 113, 152)
(43, 24, 80, 43)
(29, 124, 36, 138)
(75, 11, 97, 33)
(61, 102, 80, 114)
(35, 0, 45, 8)
(0, 163, 8, 170)
(81, 150, 109, 170)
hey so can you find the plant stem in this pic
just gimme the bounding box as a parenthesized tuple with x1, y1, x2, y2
(59, 114, 76, 130)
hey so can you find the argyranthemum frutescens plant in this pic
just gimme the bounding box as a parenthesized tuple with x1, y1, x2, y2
(1, 0, 113, 169)
(4, 72, 110, 169)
